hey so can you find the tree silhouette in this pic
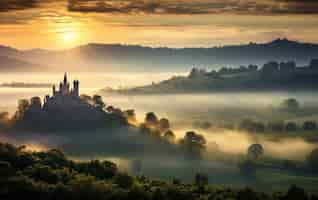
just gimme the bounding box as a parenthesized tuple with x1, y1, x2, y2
(181, 131, 206, 158)
(247, 144, 264, 159)
(92, 95, 106, 109)
(307, 148, 318, 173)
(145, 112, 159, 128)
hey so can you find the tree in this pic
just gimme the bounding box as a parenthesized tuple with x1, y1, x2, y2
(181, 131, 206, 158)
(29, 96, 42, 112)
(80, 94, 92, 103)
(30, 96, 41, 106)
(0, 161, 14, 177)
(280, 98, 300, 112)
(194, 173, 208, 186)
(123, 109, 137, 125)
(189, 68, 200, 78)
(303, 121, 317, 131)
(237, 188, 259, 200)
(268, 121, 285, 132)
(239, 119, 265, 132)
(92, 95, 106, 109)
(164, 130, 176, 143)
(247, 144, 264, 159)
(248, 64, 258, 71)
(14, 99, 30, 120)
(261, 61, 279, 79)
(284, 185, 308, 200)
(0, 112, 10, 128)
(159, 118, 170, 133)
(306, 148, 318, 173)
(145, 112, 159, 128)
(114, 173, 134, 189)
(286, 122, 297, 132)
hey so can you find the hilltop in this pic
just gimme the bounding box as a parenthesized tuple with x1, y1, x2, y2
(0, 38, 318, 72)
(101, 59, 318, 94)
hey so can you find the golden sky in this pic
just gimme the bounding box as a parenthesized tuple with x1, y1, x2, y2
(0, 0, 318, 49)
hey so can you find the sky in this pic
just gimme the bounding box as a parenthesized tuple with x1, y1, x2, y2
(0, 0, 318, 49)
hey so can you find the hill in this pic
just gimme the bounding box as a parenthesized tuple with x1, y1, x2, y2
(102, 59, 318, 94)
(0, 142, 317, 200)
(0, 55, 49, 72)
(0, 38, 318, 72)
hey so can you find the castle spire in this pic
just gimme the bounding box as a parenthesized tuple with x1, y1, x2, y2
(63, 72, 67, 84)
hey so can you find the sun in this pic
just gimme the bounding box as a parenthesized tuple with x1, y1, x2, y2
(62, 32, 76, 43)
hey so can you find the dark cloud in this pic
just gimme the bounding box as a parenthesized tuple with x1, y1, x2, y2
(274, 0, 318, 14)
(0, 0, 38, 12)
(0, 0, 64, 12)
(0, 0, 317, 15)
(67, 0, 318, 15)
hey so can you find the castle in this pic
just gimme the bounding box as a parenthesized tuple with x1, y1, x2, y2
(52, 73, 79, 98)
(19, 73, 127, 131)
(43, 73, 83, 110)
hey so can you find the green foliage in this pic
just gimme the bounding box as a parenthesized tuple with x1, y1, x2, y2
(284, 185, 308, 200)
(13, 99, 30, 122)
(114, 172, 135, 188)
(76, 160, 117, 180)
(159, 118, 170, 132)
(280, 98, 300, 112)
(180, 131, 207, 158)
(92, 95, 106, 109)
(195, 173, 209, 187)
(145, 112, 159, 128)
(306, 148, 318, 173)
(0, 142, 316, 200)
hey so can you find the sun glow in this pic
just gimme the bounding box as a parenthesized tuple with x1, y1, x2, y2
(62, 32, 76, 43)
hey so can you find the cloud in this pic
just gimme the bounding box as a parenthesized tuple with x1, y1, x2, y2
(1, 0, 317, 15)
(0, 0, 38, 12)
(67, 0, 318, 15)
(0, 0, 65, 12)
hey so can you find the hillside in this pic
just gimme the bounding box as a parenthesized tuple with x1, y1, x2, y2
(0, 55, 49, 72)
(102, 59, 318, 94)
(1, 142, 317, 200)
(0, 38, 318, 72)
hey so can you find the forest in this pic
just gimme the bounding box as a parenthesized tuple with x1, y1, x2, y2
(0, 142, 317, 200)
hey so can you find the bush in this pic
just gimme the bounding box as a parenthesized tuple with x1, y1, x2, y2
(237, 187, 259, 200)
(284, 185, 308, 200)
(114, 173, 134, 189)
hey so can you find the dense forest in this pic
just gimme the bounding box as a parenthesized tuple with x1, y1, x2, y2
(1, 142, 317, 200)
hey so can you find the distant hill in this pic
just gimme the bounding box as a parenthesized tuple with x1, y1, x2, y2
(102, 59, 318, 94)
(0, 55, 49, 72)
(0, 82, 52, 88)
(0, 38, 318, 72)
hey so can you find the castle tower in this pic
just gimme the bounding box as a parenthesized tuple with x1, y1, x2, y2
(52, 85, 56, 96)
(61, 72, 70, 95)
(63, 72, 67, 84)
(59, 82, 63, 93)
(73, 80, 79, 97)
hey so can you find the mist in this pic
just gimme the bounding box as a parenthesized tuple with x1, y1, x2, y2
(1, 72, 318, 192)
